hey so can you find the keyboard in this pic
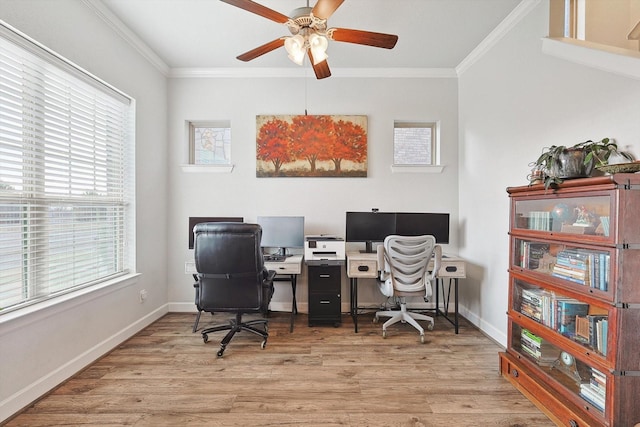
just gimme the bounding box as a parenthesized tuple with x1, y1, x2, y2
(264, 255, 286, 262)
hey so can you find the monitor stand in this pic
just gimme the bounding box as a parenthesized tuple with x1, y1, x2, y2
(360, 241, 378, 254)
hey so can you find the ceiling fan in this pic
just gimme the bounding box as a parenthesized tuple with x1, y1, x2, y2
(220, 0, 399, 79)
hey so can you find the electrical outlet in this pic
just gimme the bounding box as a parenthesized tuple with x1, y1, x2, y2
(139, 289, 147, 303)
(185, 261, 196, 274)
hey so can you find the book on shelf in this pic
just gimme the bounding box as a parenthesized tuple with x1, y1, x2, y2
(580, 368, 607, 412)
(520, 328, 558, 366)
(556, 299, 589, 337)
(550, 248, 609, 291)
(574, 315, 608, 355)
(520, 241, 551, 270)
(528, 211, 552, 231)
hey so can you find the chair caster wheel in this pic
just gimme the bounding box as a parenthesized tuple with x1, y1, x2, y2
(420, 334, 425, 344)
(427, 323, 434, 331)
(261, 340, 267, 349)
(373, 316, 379, 324)
(382, 330, 387, 338)
(217, 350, 224, 357)
(202, 334, 208, 343)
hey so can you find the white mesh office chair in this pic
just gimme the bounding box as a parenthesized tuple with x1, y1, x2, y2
(374, 234, 442, 343)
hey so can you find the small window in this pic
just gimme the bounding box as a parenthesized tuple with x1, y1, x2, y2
(189, 121, 231, 165)
(393, 121, 438, 166)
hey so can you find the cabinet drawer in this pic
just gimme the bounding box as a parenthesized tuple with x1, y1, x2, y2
(347, 258, 378, 278)
(309, 293, 341, 314)
(499, 352, 601, 427)
(265, 262, 301, 275)
(308, 265, 341, 292)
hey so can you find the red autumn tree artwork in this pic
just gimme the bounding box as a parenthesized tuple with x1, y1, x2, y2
(256, 115, 367, 177)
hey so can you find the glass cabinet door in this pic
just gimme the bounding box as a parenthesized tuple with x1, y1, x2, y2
(511, 278, 610, 357)
(512, 194, 611, 239)
(512, 237, 613, 293)
(509, 321, 608, 416)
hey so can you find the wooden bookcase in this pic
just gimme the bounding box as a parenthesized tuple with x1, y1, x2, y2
(500, 174, 640, 426)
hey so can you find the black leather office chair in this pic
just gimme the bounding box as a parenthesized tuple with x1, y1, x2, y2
(193, 222, 275, 357)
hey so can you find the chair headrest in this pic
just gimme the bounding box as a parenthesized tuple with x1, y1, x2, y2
(193, 222, 264, 275)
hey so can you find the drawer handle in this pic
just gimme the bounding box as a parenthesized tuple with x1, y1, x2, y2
(511, 369, 519, 378)
(358, 265, 369, 271)
(319, 274, 331, 278)
(569, 420, 578, 427)
(320, 300, 330, 304)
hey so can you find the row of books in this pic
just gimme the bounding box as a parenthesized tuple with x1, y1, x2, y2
(550, 248, 610, 291)
(575, 315, 608, 356)
(520, 328, 558, 366)
(528, 211, 552, 231)
(520, 287, 595, 333)
(580, 368, 606, 412)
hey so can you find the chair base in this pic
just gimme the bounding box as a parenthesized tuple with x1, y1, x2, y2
(375, 303, 434, 342)
(201, 312, 268, 357)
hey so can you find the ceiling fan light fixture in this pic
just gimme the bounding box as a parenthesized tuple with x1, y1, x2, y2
(284, 34, 306, 65)
(308, 33, 328, 64)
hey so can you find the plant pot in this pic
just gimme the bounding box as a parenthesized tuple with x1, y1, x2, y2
(550, 148, 594, 179)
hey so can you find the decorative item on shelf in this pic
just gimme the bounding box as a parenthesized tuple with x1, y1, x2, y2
(531, 138, 635, 189)
(551, 203, 574, 231)
(551, 351, 591, 386)
(596, 161, 640, 174)
(527, 166, 545, 185)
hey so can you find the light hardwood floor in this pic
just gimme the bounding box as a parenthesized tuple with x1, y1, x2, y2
(4, 311, 554, 426)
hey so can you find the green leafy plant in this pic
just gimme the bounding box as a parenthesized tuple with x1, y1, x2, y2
(532, 138, 634, 189)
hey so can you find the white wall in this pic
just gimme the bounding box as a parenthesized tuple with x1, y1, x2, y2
(166, 76, 461, 312)
(0, 0, 169, 421)
(458, 1, 640, 345)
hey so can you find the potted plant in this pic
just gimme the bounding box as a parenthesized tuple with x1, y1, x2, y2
(532, 138, 634, 189)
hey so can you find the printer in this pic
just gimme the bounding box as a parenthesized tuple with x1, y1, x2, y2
(304, 235, 345, 263)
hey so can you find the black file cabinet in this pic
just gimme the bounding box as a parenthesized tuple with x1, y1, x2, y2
(308, 264, 341, 327)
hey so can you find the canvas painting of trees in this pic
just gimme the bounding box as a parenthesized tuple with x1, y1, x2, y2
(256, 115, 367, 177)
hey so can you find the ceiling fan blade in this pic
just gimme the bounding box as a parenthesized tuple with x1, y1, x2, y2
(237, 38, 285, 61)
(220, 0, 289, 24)
(329, 28, 398, 49)
(311, 0, 345, 20)
(308, 51, 331, 79)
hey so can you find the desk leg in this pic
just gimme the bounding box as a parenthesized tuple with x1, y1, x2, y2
(290, 274, 297, 333)
(454, 278, 459, 334)
(350, 277, 359, 333)
(435, 277, 459, 334)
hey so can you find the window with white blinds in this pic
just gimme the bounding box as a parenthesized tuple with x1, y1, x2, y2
(0, 23, 135, 313)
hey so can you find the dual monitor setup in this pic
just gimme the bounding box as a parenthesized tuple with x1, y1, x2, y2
(189, 211, 450, 256)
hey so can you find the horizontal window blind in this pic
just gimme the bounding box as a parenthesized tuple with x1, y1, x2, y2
(0, 23, 134, 313)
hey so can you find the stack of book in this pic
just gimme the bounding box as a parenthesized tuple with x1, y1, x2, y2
(520, 328, 557, 366)
(551, 248, 609, 291)
(520, 287, 553, 327)
(580, 368, 606, 412)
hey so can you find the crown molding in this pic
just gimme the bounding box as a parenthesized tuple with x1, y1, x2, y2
(456, 0, 542, 76)
(169, 67, 457, 79)
(83, 0, 170, 76)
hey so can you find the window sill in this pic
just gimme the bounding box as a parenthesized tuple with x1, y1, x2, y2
(541, 37, 640, 81)
(180, 164, 234, 173)
(391, 165, 444, 174)
(0, 273, 140, 335)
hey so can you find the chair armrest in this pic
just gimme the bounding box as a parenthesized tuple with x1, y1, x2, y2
(263, 269, 277, 285)
(429, 245, 443, 280)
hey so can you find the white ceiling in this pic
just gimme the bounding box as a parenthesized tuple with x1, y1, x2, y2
(97, 0, 522, 72)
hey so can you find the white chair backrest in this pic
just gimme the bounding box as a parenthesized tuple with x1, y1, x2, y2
(383, 235, 437, 293)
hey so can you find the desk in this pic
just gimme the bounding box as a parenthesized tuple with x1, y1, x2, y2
(346, 251, 466, 334)
(265, 254, 303, 332)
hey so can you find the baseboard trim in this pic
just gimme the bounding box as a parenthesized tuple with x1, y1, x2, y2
(0, 304, 169, 423)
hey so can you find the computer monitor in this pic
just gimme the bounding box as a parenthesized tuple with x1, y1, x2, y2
(395, 212, 450, 244)
(188, 216, 243, 249)
(345, 211, 396, 253)
(256, 216, 305, 257)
